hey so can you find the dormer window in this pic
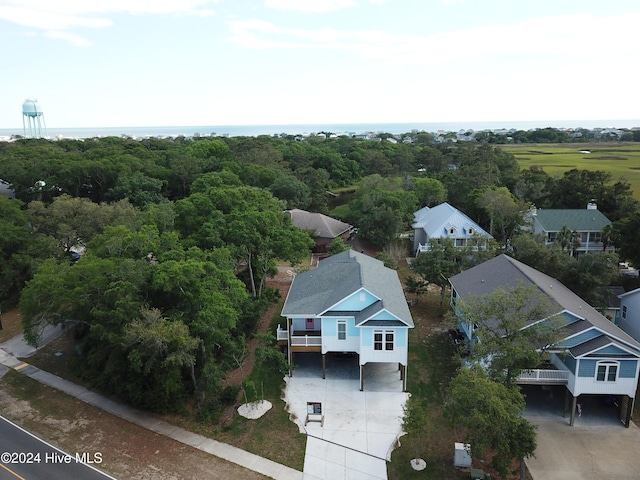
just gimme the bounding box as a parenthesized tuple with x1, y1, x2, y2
(449, 228, 455, 235)
(468, 227, 474, 234)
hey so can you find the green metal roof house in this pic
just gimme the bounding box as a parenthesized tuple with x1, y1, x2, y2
(531, 202, 613, 254)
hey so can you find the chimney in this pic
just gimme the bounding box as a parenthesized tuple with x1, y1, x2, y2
(586, 200, 597, 210)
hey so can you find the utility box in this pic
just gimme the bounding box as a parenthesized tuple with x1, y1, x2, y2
(454, 442, 472, 467)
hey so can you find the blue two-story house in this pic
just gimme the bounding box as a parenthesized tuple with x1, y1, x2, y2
(279, 250, 414, 391)
(449, 254, 640, 427)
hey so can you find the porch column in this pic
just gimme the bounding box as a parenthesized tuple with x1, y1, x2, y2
(287, 317, 293, 377)
(569, 395, 577, 427)
(563, 389, 571, 418)
(624, 395, 633, 428)
(360, 364, 364, 391)
(289, 351, 294, 377)
(400, 363, 407, 392)
(322, 354, 326, 380)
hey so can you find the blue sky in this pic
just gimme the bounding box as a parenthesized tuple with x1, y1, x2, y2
(1, 0, 639, 128)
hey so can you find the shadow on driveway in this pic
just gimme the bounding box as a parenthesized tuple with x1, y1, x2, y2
(522, 385, 640, 480)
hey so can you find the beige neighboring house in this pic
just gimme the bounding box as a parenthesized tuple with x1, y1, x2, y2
(285, 209, 353, 250)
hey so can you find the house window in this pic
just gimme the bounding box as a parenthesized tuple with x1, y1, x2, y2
(468, 227, 474, 234)
(596, 362, 618, 382)
(455, 239, 465, 247)
(591, 232, 602, 243)
(385, 332, 394, 351)
(374, 332, 383, 350)
(449, 228, 455, 235)
(374, 330, 394, 351)
(622, 305, 627, 319)
(548, 232, 557, 242)
(338, 321, 346, 340)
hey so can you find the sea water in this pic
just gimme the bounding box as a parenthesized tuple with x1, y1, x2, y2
(1, 119, 639, 140)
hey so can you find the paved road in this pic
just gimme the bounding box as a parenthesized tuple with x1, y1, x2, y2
(0, 415, 116, 480)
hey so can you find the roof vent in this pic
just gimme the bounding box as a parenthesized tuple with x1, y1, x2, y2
(587, 201, 597, 210)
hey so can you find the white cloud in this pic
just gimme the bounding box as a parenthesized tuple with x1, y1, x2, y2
(264, 0, 357, 12)
(0, 0, 219, 16)
(45, 30, 93, 47)
(0, 0, 219, 45)
(230, 13, 640, 66)
(264, 0, 393, 13)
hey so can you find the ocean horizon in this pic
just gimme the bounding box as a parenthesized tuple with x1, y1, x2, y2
(2, 119, 640, 140)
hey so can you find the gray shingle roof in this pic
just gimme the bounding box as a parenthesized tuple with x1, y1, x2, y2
(534, 208, 611, 232)
(285, 209, 352, 239)
(569, 334, 637, 358)
(282, 250, 413, 327)
(449, 254, 640, 355)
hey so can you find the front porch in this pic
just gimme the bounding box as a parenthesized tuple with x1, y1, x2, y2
(516, 368, 569, 385)
(276, 324, 322, 352)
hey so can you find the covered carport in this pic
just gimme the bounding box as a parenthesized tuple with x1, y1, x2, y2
(523, 385, 640, 480)
(522, 385, 627, 427)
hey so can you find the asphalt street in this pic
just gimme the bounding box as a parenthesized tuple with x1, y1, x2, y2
(0, 415, 116, 480)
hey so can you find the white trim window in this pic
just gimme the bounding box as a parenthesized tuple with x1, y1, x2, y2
(622, 305, 628, 319)
(374, 330, 394, 351)
(596, 361, 618, 382)
(338, 320, 346, 340)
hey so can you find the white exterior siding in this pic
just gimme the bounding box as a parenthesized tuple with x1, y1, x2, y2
(573, 373, 638, 397)
(321, 317, 360, 354)
(359, 328, 409, 365)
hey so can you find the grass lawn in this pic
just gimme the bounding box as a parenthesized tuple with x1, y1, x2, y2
(502, 142, 640, 199)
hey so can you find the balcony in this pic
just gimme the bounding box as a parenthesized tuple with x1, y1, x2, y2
(276, 325, 322, 352)
(516, 368, 569, 385)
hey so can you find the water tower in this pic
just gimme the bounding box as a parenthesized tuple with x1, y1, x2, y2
(22, 99, 47, 138)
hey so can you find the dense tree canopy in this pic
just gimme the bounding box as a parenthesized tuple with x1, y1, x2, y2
(1, 130, 639, 415)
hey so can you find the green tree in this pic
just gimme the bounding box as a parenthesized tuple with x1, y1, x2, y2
(402, 393, 430, 463)
(410, 176, 447, 208)
(28, 194, 138, 254)
(327, 237, 351, 256)
(351, 175, 417, 248)
(613, 210, 640, 267)
(410, 239, 461, 314)
(478, 186, 528, 246)
(122, 307, 199, 409)
(0, 196, 57, 303)
(269, 174, 311, 209)
(445, 366, 537, 479)
(403, 275, 429, 305)
(453, 282, 563, 386)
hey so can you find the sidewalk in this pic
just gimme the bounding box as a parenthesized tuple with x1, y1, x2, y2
(0, 339, 303, 480)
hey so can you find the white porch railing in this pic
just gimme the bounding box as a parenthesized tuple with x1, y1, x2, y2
(276, 325, 288, 342)
(417, 243, 430, 253)
(290, 335, 322, 347)
(516, 369, 569, 384)
(276, 325, 322, 347)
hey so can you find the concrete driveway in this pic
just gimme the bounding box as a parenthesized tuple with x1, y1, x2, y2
(283, 353, 408, 480)
(523, 385, 640, 480)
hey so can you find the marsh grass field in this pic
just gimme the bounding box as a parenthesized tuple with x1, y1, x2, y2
(502, 143, 640, 199)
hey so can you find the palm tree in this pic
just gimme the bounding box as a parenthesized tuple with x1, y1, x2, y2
(601, 224, 613, 251)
